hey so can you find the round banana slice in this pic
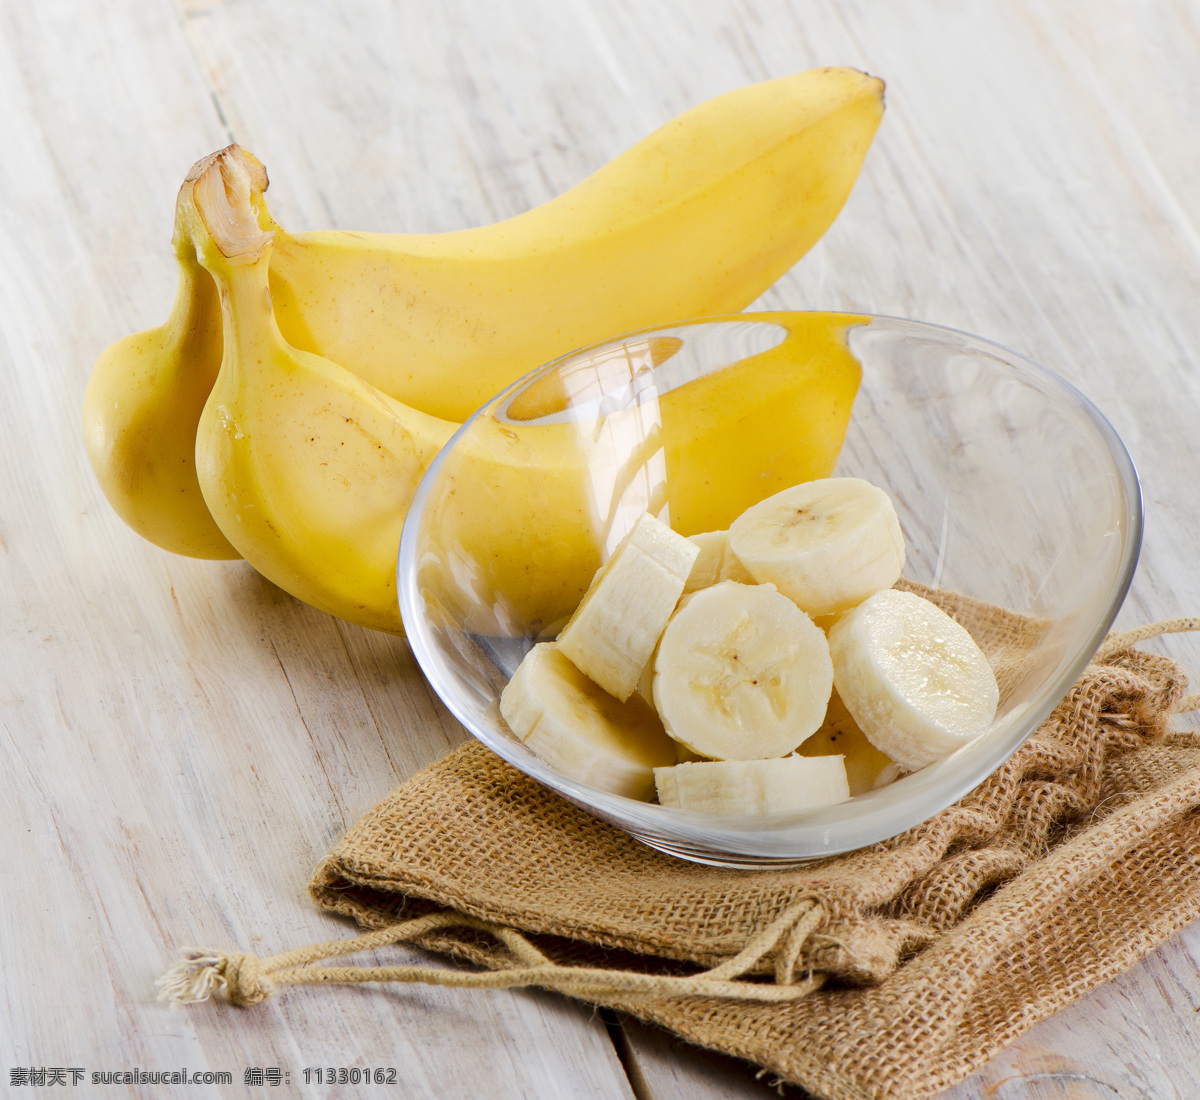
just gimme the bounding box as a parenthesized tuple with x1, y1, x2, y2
(499, 642, 677, 800)
(654, 755, 850, 815)
(827, 588, 999, 769)
(652, 581, 833, 760)
(557, 512, 699, 702)
(726, 477, 905, 617)
(798, 689, 899, 795)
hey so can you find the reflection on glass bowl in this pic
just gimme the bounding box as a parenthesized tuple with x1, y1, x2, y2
(397, 312, 1141, 866)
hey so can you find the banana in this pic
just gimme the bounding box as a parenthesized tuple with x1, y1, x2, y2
(268, 67, 884, 421)
(422, 311, 865, 636)
(726, 477, 904, 617)
(499, 642, 677, 800)
(683, 529, 754, 592)
(81, 180, 240, 559)
(653, 755, 850, 815)
(119, 150, 863, 635)
(556, 512, 698, 701)
(185, 148, 456, 633)
(651, 580, 833, 761)
(797, 688, 900, 795)
(85, 68, 882, 578)
(718, 547, 756, 585)
(683, 531, 727, 594)
(827, 588, 999, 769)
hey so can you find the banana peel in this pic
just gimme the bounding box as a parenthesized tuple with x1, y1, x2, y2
(82, 68, 884, 632)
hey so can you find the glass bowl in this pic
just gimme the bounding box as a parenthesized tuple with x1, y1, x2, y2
(397, 312, 1141, 866)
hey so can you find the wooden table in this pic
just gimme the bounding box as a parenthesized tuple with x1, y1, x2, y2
(5, 1, 1199, 1096)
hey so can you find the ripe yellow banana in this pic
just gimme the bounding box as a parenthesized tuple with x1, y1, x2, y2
(81, 189, 239, 559)
(270, 67, 886, 421)
(186, 148, 455, 632)
(422, 311, 866, 635)
(83, 68, 882, 562)
(187, 150, 865, 637)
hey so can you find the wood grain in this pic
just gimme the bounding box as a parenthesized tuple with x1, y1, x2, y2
(1, 0, 1198, 1096)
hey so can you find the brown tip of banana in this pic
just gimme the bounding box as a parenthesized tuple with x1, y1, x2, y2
(184, 144, 269, 193)
(185, 145, 273, 262)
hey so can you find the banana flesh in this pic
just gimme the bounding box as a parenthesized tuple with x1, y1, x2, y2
(499, 642, 676, 800)
(683, 530, 753, 593)
(557, 513, 698, 701)
(654, 755, 850, 815)
(500, 471, 999, 814)
(726, 477, 905, 616)
(683, 531, 727, 594)
(652, 581, 833, 761)
(798, 689, 902, 796)
(828, 588, 999, 769)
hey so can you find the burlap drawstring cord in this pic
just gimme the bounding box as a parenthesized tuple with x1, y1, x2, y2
(156, 895, 827, 1008)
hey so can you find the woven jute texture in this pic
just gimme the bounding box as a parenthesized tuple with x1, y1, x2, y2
(305, 600, 1200, 1100)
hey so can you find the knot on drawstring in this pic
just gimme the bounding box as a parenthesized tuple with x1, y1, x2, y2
(155, 948, 274, 1006)
(219, 951, 274, 1005)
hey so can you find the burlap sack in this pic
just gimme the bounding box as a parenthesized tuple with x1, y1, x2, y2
(159, 601, 1200, 1100)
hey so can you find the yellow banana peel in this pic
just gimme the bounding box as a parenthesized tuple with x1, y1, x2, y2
(420, 312, 866, 635)
(82, 68, 883, 633)
(81, 217, 238, 559)
(83, 68, 882, 567)
(185, 150, 455, 633)
(270, 67, 885, 421)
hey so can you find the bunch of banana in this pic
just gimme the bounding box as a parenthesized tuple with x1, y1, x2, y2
(83, 67, 885, 632)
(499, 479, 1000, 814)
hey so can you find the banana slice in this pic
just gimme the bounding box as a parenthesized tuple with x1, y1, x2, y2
(654, 755, 850, 814)
(828, 588, 998, 769)
(726, 477, 905, 617)
(798, 689, 901, 795)
(557, 512, 699, 701)
(652, 580, 833, 760)
(683, 529, 754, 593)
(717, 548, 755, 585)
(683, 531, 727, 593)
(499, 642, 677, 800)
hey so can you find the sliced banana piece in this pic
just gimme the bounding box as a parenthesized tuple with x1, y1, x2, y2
(652, 580, 833, 760)
(557, 512, 699, 701)
(654, 755, 850, 814)
(828, 588, 998, 769)
(798, 689, 901, 795)
(717, 543, 755, 584)
(726, 477, 905, 617)
(683, 529, 753, 592)
(499, 642, 677, 800)
(683, 531, 727, 593)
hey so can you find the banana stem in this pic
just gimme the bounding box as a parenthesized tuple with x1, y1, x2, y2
(180, 145, 288, 377)
(210, 257, 296, 387)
